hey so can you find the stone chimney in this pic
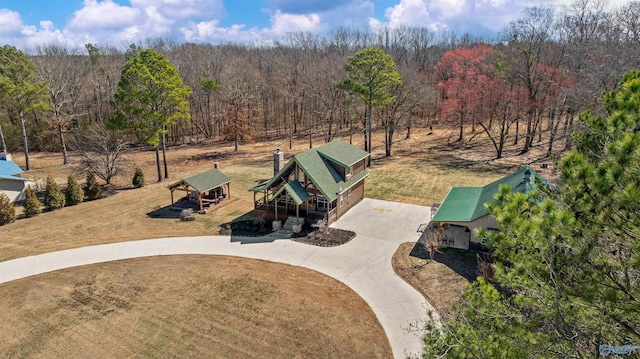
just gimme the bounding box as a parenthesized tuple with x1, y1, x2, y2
(274, 148, 284, 176)
(214, 162, 219, 170)
(523, 168, 531, 183)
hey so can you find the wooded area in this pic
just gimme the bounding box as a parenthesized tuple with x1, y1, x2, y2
(2, 1, 640, 166)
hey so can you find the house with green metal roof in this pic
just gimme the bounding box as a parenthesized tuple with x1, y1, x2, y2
(168, 166, 232, 213)
(250, 139, 369, 225)
(429, 166, 546, 250)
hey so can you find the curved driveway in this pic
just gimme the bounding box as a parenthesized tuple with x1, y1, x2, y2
(0, 198, 433, 358)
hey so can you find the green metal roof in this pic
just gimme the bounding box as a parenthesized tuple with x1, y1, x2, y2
(273, 180, 311, 205)
(252, 139, 369, 203)
(432, 166, 546, 222)
(169, 168, 231, 193)
(316, 139, 370, 167)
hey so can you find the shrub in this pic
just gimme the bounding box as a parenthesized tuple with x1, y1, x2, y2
(132, 167, 145, 188)
(0, 193, 16, 225)
(65, 174, 84, 206)
(180, 208, 195, 221)
(44, 175, 65, 211)
(23, 187, 41, 217)
(84, 171, 102, 201)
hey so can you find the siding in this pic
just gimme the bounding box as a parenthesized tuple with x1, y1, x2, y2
(0, 179, 28, 202)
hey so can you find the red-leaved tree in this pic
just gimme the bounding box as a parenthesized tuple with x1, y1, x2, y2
(434, 45, 494, 142)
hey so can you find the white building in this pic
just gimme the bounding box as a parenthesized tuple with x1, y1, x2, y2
(0, 153, 31, 202)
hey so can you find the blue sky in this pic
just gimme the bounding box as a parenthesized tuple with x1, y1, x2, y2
(0, 0, 632, 50)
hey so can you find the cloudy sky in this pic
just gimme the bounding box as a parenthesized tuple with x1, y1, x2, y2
(0, 0, 632, 50)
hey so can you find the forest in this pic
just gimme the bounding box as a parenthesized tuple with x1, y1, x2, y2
(1, 1, 640, 170)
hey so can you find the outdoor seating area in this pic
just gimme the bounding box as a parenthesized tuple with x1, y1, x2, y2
(168, 166, 232, 213)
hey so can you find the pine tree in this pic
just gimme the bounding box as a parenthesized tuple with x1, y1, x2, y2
(44, 175, 65, 211)
(0, 193, 16, 225)
(22, 186, 41, 218)
(64, 174, 84, 206)
(84, 171, 101, 201)
(132, 167, 145, 188)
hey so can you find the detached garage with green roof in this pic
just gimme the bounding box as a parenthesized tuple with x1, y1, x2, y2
(429, 166, 546, 250)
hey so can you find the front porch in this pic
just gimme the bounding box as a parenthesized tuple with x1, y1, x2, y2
(253, 195, 337, 225)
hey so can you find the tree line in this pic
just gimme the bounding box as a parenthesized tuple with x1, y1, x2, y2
(1, 0, 640, 170)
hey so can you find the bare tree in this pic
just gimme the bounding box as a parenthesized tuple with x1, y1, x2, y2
(70, 124, 128, 185)
(33, 45, 89, 165)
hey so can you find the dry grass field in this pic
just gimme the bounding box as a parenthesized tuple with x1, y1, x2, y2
(392, 243, 480, 321)
(0, 255, 391, 358)
(2, 126, 551, 261)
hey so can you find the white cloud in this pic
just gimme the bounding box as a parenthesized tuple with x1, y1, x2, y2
(270, 11, 321, 34)
(181, 20, 265, 43)
(428, 0, 466, 19)
(67, 0, 142, 31)
(0, 9, 23, 34)
(130, 0, 226, 20)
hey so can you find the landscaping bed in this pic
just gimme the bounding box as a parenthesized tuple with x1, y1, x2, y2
(291, 227, 356, 247)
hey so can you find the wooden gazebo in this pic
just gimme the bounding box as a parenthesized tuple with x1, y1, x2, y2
(168, 168, 232, 212)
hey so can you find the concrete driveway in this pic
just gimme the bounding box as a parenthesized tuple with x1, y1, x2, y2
(0, 198, 433, 358)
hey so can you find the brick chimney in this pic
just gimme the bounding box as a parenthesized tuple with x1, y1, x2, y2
(274, 148, 284, 176)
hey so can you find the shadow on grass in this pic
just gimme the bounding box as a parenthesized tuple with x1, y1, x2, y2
(146, 205, 183, 219)
(219, 210, 288, 244)
(409, 241, 479, 282)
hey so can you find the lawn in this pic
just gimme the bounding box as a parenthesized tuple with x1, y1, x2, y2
(0, 255, 391, 358)
(392, 242, 480, 321)
(1, 126, 538, 261)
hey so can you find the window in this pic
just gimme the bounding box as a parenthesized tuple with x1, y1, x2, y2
(317, 196, 327, 211)
(346, 166, 353, 180)
(339, 194, 344, 207)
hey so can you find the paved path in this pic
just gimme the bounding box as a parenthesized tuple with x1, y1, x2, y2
(0, 198, 433, 358)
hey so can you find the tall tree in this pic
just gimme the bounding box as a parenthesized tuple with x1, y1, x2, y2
(502, 7, 559, 153)
(434, 45, 494, 142)
(110, 49, 191, 182)
(340, 47, 402, 167)
(0, 45, 50, 170)
(33, 45, 89, 165)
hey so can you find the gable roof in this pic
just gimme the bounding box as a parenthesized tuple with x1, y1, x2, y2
(274, 180, 311, 205)
(432, 166, 546, 222)
(251, 139, 369, 203)
(316, 140, 369, 167)
(169, 168, 231, 193)
(0, 159, 24, 177)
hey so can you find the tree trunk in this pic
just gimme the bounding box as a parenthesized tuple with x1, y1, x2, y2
(162, 129, 169, 179)
(367, 101, 372, 167)
(155, 145, 162, 182)
(58, 124, 69, 165)
(19, 111, 30, 170)
(0, 123, 6, 153)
